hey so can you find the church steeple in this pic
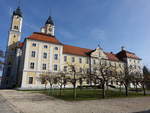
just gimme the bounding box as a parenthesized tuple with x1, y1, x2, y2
(45, 16, 54, 25)
(2, 6, 23, 88)
(13, 6, 22, 17)
(41, 16, 55, 36)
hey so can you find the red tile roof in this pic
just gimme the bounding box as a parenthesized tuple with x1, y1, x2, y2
(105, 52, 120, 61)
(117, 50, 141, 60)
(63, 44, 92, 57)
(27, 32, 62, 45)
(23, 32, 141, 61)
(18, 42, 24, 48)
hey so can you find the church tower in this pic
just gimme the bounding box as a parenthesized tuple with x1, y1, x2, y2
(41, 16, 55, 36)
(2, 7, 23, 88)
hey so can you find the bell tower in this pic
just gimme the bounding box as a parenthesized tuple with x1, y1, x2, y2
(8, 7, 23, 48)
(6, 6, 23, 67)
(2, 7, 23, 88)
(41, 16, 55, 36)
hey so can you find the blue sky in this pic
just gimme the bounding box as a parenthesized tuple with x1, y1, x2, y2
(0, 0, 150, 75)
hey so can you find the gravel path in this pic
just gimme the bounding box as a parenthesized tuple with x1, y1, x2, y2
(0, 90, 150, 113)
(0, 94, 17, 113)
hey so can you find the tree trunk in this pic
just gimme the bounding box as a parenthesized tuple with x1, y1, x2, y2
(119, 83, 122, 92)
(106, 81, 108, 91)
(143, 84, 146, 96)
(73, 83, 76, 99)
(135, 83, 138, 93)
(60, 84, 62, 96)
(102, 83, 106, 98)
(45, 84, 47, 90)
(125, 85, 128, 96)
(49, 84, 52, 95)
(73, 72, 77, 100)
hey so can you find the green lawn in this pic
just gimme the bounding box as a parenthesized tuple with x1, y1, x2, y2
(18, 88, 150, 101)
(33, 88, 149, 101)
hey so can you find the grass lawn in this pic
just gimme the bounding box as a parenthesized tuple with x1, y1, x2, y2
(25, 88, 150, 101)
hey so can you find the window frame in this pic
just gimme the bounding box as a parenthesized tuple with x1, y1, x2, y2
(44, 45, 48, 49)
(31, 51, 36, 57)
(54, 64, 58, 71)
(32, 43, 36, 47)
(43, 52, 47, 59)
(54, 54, 58, 60)
(72, 57, 75, 62)
(28, 77, 33, 84)
(79, 58, 82, 63)
(64, 56, 67, 62)
(30, 62, 35, 69)
(42, 64, 47, 70)
(54, 47, 58, 50)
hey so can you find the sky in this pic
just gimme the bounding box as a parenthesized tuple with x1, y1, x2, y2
(0, 0, 150, 75)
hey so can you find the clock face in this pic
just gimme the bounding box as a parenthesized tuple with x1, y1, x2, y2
(49, 27, 52, 31)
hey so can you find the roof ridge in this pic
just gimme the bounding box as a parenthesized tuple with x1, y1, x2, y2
(63, 44, 93, 51)
(33, 32, 56, 38)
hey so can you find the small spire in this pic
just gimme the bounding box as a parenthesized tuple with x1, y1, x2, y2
(45, 16, 54, 25)
(97, 43, 103, 50)
(121, 46, 125, 51)
(98, 44, 101, 48)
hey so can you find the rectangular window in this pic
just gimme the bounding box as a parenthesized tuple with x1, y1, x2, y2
(44, 45, 48, 48)
(31, 51, 36, 57)
(72, 57, 75, 62)
(29, 77, 33, 84)
(64, 56, 67, 62)
(32, 43, 36, 47)
(54, 54, 58, 60)
(43, 52, 47, 59)
(30, 62, 34, 69)
(79, 58, 82, 63)
(42, 64, 46, 70)
(64, 66, 67, 72)
(54, 64, 58, 71)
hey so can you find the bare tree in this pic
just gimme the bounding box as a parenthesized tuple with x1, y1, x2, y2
(92, 60, 116, 98)
(38, 72, 57, 95)
(67, 63, 83, 99)
(56, 72, 67, 96)
(121, 65, 137, 96)
(38, 74, 48, 90)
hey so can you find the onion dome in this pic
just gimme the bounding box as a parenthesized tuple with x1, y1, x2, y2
(45, 16, 54, 25)
(13, 7, 22, 17)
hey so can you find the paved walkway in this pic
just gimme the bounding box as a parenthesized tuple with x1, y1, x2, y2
(0, 90, 150, 113)
(0, 94, 17, 113)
